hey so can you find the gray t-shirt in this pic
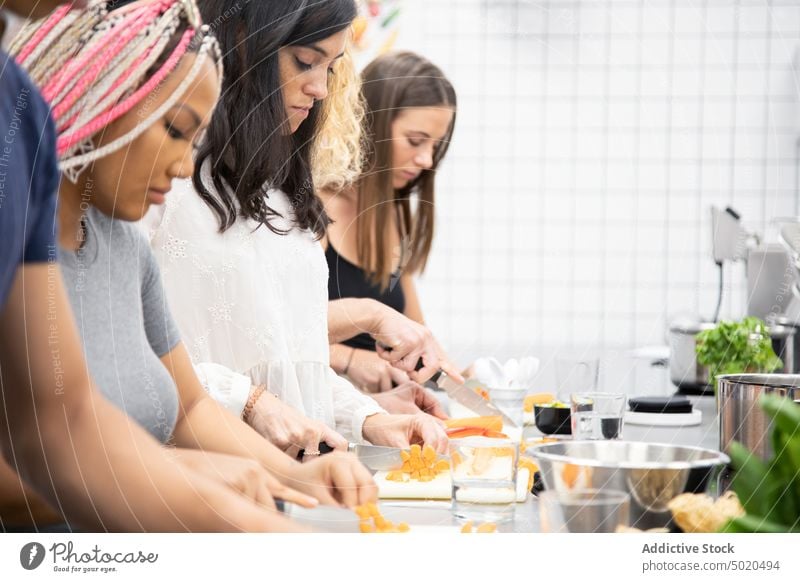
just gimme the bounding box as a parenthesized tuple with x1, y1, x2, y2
(59, 207, 180, 442)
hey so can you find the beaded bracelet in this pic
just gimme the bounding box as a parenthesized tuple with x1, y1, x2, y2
(243, 385, 267, 424)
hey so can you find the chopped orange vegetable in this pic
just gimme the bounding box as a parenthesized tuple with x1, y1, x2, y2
(445, 416, 503, 433)
(562, 463, 580, 489)
(524, 392, 556, 413)
(435, 459, 450, 472)
(385, 470, 405, 482)
(460, 521, 474, 533)
(354, 504, 411, 533)
(400, 450, 410, 462)
(423, 444, 436, 464)
(476, 522, 497, 533)
(366, 502, 380, 518)
(518, 457, 538, 491)
(446, 427, 487, 439)
(483, 430, 510, 439)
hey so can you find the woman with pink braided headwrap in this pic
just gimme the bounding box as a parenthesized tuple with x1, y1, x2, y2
(1, 0, 376, 532)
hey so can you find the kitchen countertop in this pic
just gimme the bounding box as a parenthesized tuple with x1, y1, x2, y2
(291, 394, 722, 533)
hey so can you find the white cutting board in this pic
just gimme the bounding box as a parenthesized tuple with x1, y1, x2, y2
(376, 470, 452, 500)
(375, 469, 531, 503)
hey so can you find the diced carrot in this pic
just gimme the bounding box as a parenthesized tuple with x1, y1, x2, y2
(460, 521, 474, 533)
(367, 502, 380, 518)
(435, 459, 450, 473)
(400, 450, 410, 462)
(354, 505, 370, 519)
(397, 522, 410, 532)
(410, 444, 422, 457)
(423, 444, 436, 465)
(359, 521, 375, 533)
(562, 463, 580, 489)
(445, 416, 503, 433)
(518, 458, 538, 490)
(476, 522, 497, 533)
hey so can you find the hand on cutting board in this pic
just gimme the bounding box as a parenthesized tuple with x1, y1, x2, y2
(281, 451, 378, 508)
(362, 412, 449, 453)
(369, 382, 449, 420)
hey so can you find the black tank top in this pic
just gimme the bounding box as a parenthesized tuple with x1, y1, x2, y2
(326, 244, 406, 352)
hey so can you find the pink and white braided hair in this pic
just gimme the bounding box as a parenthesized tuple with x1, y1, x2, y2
(10, 0, 222, 181)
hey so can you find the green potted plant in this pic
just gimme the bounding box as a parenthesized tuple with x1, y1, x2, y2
(695, 317, 783, 388)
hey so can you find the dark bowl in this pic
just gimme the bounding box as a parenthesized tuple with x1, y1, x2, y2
(534, 404, 572, 435)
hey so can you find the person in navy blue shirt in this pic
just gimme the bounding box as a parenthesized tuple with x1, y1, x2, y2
(0, 0, 294, 532)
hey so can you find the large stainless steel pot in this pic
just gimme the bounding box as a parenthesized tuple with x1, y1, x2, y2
(717, 374, 800, 460)
(668, 321, 796, 395)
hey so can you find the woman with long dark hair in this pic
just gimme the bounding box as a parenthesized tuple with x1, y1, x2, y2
(145, 0, 449, 453)
(321, 51, 458, 395)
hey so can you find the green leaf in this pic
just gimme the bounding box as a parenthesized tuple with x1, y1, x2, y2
(720, 515, 788, 533)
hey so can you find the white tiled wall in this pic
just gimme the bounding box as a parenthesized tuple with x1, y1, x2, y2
(395, 0, 800, 366)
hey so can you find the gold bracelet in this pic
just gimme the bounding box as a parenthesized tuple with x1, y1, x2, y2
(243, 385, 267, 424)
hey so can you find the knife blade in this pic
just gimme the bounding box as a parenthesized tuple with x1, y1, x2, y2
(348, 443, 448, 472)
(439, 377, 520, 428)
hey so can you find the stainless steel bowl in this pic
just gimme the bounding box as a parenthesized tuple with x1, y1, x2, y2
(528, 441, 730, 530)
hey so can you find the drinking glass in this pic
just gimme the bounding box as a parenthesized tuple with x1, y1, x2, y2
(538, 489, 630, 533)
(450, 437, 518, 523)
(570, 392, 627, 440)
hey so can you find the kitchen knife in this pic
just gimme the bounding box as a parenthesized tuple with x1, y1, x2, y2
(347, 443, 448, 472)
(439, 376, 520, 428)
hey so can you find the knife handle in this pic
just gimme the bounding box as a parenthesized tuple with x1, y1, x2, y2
(414, 358, 444, 384)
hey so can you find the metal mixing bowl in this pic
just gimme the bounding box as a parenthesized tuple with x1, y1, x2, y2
(528, 441, 730, 530)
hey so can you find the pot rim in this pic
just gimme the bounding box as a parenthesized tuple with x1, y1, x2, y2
(717, 373, 800, 387)
(526, 440, 730, 470)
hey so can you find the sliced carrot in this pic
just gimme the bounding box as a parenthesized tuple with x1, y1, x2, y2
(445, 416, 503, 433)
(446, 427, 487, 439)
(483, 430, 510, 439)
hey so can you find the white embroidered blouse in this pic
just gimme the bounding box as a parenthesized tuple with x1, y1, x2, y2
(142, 174, 384, 443)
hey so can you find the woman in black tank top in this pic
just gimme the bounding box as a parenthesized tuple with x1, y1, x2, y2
(320, 52, 457, 393)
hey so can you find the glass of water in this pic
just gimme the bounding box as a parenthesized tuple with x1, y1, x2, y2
(555, 356, 599, 399)
(538, 489, 630, 533)
(570, 392, 627, 440)
(450, 437, 518, 523)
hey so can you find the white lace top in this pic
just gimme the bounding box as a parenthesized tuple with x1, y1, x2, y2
(142, 174, 384, 443)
